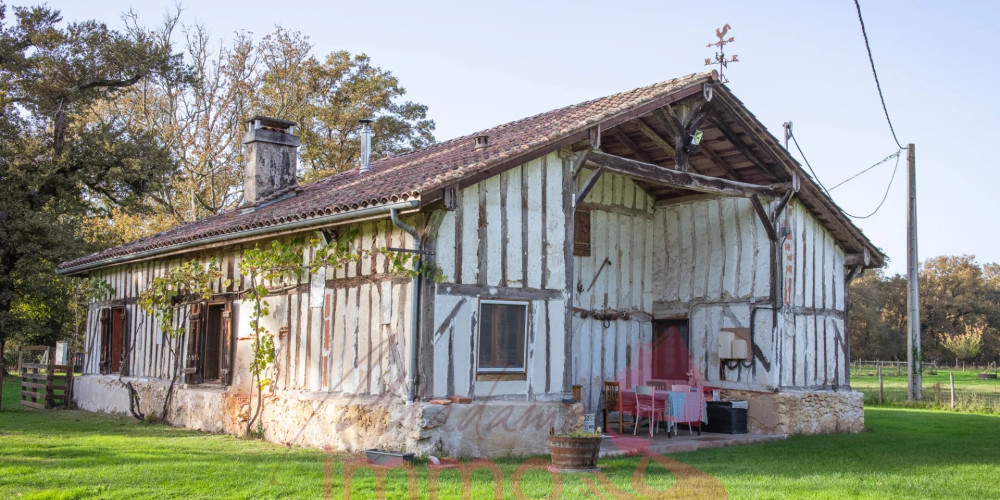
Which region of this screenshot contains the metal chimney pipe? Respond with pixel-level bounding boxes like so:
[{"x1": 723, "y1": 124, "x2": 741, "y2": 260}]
[{"x1": 359, "y1": 118, "x2": 373, "y2": 173}]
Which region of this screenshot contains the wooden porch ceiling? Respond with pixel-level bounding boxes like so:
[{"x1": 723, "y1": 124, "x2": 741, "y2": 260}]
[
  {"x1": 595, "y1": 94, "x2": 788, "y2": 201},
  {"x1": 589, "y1": 90, "x2": 883, "y2": 268}
]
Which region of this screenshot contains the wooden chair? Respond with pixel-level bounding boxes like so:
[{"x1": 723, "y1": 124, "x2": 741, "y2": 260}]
[
  {"x1": 603, "y1": 381, "x2": 628, "y2": 434},
  {"x1": 633, "y1": 385, "x2": 665, "y2": 437}
]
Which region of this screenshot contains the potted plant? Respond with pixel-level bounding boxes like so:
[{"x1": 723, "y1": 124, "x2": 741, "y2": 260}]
[{"x1": 548, "y1": 427, "x2": 602, "y2": 472}]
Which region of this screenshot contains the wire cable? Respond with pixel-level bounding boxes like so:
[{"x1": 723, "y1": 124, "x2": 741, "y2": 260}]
[
  {"x1": 854, "y1": 0, "x2": 904, "y2": 150},
  {"x1": 840, "y1": 152, "x2": 901, "y2": 219},
  {"x1": 790, "y1": 133, "x2": 832, "y2": 197},
  {"x1": 829, "y1": 149, "x2": 904, "y2": 191},
  {"x1": 789, "y1": 131, "x2": 900, "y2": 219}
]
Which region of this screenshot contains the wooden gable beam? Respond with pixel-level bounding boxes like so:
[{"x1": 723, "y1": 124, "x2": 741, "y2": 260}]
[
  {"x1": 575, "y1": 166, "x2": 605, "y2": 206},
  {"x1": 586, "y1": 150, "x2": 780, "y2": 200},
  {"x1": 750, "y1": 195, "x2": 779, "y2": 242}
]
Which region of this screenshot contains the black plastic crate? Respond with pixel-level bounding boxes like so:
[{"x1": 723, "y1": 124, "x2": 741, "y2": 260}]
[{"x1": 704, "y1": 401, "x2": 748, "y2": 434}]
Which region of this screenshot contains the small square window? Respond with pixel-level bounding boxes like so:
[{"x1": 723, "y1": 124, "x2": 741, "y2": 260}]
[{"x1": 477, "y1": 300, "x2": 528, "y2": 372}]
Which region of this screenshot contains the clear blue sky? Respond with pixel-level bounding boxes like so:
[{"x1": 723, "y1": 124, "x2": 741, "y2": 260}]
[{"x1": 30, "y1": 0, "x2": 1000, "y2": 274}]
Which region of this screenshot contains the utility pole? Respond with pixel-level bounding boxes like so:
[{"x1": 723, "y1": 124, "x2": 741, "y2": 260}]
[{"x1": 907, "y1": 143, "x2": 922, "y2": 401}]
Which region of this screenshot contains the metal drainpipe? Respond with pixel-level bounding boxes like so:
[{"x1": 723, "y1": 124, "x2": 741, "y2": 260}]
[{"x1": 390, "y1": 208, "x2": 421, "y2": 403}]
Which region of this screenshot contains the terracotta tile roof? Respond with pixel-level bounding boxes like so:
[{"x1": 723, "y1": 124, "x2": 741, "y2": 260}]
[{"x1": 59, "y1": 72, "x2": 714, "y2": 273}]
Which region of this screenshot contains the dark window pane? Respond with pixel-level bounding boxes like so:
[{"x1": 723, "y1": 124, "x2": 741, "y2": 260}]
[{"x1": 478, "y1": 303, "x2": 527, "y2": 371}]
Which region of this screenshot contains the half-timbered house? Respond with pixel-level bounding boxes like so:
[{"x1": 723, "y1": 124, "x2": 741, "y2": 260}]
[{"x1": 59, "y1": 70, "x2": 883, "y2": 457}]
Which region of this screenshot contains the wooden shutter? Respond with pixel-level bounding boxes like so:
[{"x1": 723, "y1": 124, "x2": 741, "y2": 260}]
[
  {"x1": 120, "y1": 308, "x2": 130, "y2": 376},
  {"x1": 220, "y1": 302, "x2": 234, "y2": 386},
  {"x1": 99, "y1": 308, "x2": 111, "y2": 375},
  {"x1": 184, "y1": 303, "x2": 204, "y2": 384},
  {"x1": 573, "y1": 209, "x2": 591, "y2": 256}
]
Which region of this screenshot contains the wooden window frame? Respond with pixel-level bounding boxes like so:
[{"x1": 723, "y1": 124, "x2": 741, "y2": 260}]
[
  {"x1": 476, "y1": 299, "x2": 529, "y2": 375},
  {"x1": 184, "y1": 299, "x2": 236, "y2": 386},
  {"x1": 573, "y1": 208, "x2": 592, "y2": 257}
]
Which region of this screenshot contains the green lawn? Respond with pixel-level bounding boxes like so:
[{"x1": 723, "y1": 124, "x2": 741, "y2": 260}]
[{"x1": 3, "y1": 375, "x2": 1000, "y2": 499}]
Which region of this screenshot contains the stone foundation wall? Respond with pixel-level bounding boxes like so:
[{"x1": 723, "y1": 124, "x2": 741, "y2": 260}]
[
  {"x1": 73, "y1": 375, "x2": 583, "y2": 458},
  {"x1": 721, "y1": 388, "x2": 864, "y2": 435}
]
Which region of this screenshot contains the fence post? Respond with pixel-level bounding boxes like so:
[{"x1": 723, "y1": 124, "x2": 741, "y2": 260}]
[
  {"x1": 878, "y1": 365, "x2": 884, "y2": 404},
  {"x1": 949, "y1": 372, "x2": 955, "y2": 410}
]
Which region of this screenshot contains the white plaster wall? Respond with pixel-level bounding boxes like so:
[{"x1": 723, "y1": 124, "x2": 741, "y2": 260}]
[{"x1": 428, "y1": 152, "x2": 572, "y2": 400}]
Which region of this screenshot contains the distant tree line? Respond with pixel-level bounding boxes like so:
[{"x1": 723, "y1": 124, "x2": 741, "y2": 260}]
[{"x1": 850, "y1": 255, "x2": 1000, "y2": 365}]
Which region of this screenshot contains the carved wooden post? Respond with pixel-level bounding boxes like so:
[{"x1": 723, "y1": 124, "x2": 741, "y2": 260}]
[{"x1": 664, "y1": 102, "x2": 705, "y2": 172}]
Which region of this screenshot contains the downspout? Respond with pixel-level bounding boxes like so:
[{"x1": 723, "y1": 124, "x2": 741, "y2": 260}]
[{"x1": 390, "y1": 208, "x2": 421, "y2": 403}]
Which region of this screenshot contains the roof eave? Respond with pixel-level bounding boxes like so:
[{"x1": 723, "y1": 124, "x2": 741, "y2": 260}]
[{"x1": 57, "y1": 199, "x2": 421, "y2": 276}]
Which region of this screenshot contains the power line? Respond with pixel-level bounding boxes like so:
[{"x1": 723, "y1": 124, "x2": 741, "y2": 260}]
[
  {"x1": 789, "y1": 133, "x2": 832, "y2": 197},
  {"x1": 788, "y1": 131, "x2": 900, "y2": 219},
  {"x1": 829, "y1": 149, "x2": 904, "y2": 191},
  {"x1": 841, "y1": 152, "x2": 901, "y2": 219},
  {"x1": 854, "y1": 0, "x2": 903, "y2": 150}
]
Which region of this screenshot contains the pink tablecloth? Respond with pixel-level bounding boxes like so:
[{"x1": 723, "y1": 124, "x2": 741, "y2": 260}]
[{"x1": 620, "y1": 390, "x2": 706, "y2": 425}]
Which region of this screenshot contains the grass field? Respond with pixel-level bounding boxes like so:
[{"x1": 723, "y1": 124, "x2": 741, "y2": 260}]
[
  {"x1": 3, "y1": 375, "x2": 1000, "y2": 499},
  {"x1": 851, "y1": 366, "x2": 1000, "y2": 411}
]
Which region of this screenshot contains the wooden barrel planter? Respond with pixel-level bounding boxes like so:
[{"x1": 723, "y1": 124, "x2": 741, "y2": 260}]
[{"x1": 549, "y1": 432, "x2": 602, "y2": 472}]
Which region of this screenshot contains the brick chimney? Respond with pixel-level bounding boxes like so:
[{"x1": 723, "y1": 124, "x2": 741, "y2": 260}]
[{"x1": 243, "y1": 115, "x2": 300, "y2": 205}]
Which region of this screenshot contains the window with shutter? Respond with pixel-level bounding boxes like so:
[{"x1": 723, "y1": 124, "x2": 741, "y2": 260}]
[
  {"x1": 108, "y1": 306, "x2": 125, "y2": 374},
  {"x1": 477, "y1": 300, "x2": 528, "y2": 373},
  {"x1": 185, "y1": 303, "x2": 204, "y2": 384},
  {"x1": 185, "y1": 300, "x2": 236, "y2": 386},
  {"x1": 99, "y1": 308, "x2": 111, "y2": 375}
]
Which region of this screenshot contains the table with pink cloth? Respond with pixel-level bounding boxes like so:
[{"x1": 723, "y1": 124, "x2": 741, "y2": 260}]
[{"x1": 620, "y1": 389, "x2": 708, "y2": 432}]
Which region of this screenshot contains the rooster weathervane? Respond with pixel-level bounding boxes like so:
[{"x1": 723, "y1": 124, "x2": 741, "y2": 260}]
[{"x1": 705, "y1": 24, "x2": 738, "y2": 83}]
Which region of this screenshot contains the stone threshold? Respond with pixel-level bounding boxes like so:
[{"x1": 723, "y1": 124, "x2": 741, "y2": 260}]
[{"x1": 598, "y1": 430, "x2": 785, "y2": 457}]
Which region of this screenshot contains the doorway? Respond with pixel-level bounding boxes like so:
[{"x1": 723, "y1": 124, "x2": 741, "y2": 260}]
[{"x1": 651, "y1": 319, "x2": 690, "y2": 381}]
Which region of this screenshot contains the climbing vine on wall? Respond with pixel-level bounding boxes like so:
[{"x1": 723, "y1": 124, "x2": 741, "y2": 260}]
[
  {"x1": 138, "y1": 259, "x2": 227, "y2": 422},
  {"x1": 239, "y1": 240, "x2": 305, "y2": 436}
]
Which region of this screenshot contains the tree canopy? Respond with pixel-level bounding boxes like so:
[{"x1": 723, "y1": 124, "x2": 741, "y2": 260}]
[
  {"x1": 97, "y1": 24, "x2": 435, "y2": 235},
  {"x1": 0, "y1": 2, "x2": 183, "y2": 365},
  {"x1": 849, "y1": 255, "x2": 1000, "y2": 364},
  {"x1": 0, "y1": 4, "x2": 436, "y2": 367}
]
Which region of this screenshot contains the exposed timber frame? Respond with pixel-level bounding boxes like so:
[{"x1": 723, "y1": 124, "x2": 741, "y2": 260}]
[{"x1": 586, "y1": 150, "x2": 781, "y2": 199}]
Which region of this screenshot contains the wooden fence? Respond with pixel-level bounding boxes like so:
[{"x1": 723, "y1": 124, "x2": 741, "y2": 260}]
[{"x1": 19, "y1": 346, "x2": 73, "y2": 410}]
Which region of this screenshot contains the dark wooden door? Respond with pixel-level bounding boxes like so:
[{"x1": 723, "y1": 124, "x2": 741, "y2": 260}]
[{"x1": 652, "y1": 319, "x2": 690, "y2": 381}]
